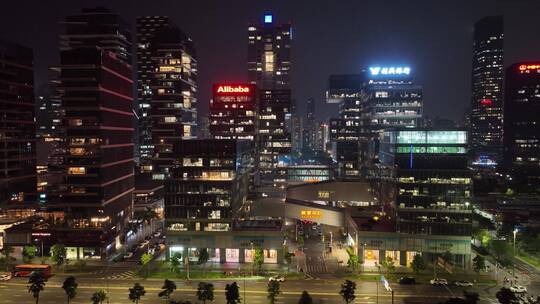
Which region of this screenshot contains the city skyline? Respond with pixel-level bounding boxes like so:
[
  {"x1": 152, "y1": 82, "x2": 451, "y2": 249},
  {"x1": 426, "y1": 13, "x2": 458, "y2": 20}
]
[{"x1": 1, "y1": 0, "x2": 539, "y2": 122}]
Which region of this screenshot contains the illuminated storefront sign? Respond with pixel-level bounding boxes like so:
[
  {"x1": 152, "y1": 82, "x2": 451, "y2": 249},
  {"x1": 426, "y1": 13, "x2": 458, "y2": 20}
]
[
  {"x1": 214, "y1": 84, "x2": 253, "y2": 95},
  {"x1": 369, "y1": 66, "x2": 411, "y2": 76},
  {"x1": 31, "y1": 232, "x2": 51, "y2": 237},
  {"x1": 480, "y1": 99, "x2": 493, "y2": 106},
  {"x1": 518, "y1": 64, "x2": 540, "y2": 73},
  {"x1": 300, "y1": 210, "x2": 322, "y2": 219}
]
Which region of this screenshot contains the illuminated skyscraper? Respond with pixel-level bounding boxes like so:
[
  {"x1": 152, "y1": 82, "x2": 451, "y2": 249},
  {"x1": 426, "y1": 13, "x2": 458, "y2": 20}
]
[
  {"x1": 248, "y1": 14, "x2": 292, "y2": 182},
  {"x1": 149, "y1": 26, "x2": 197, "y2": 180},
  {"x1": 470, "y1": 16, "x2": 504, "y2": 167},
  {"x1": 136, "y1": 16, "x2": 172, "y2": 169},
  {"x1": 210, "y1": 84, "x2": 257, "y2": 141}
]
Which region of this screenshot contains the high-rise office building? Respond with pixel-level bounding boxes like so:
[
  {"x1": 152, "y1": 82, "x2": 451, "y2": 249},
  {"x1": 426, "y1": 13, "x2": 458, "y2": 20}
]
[
  {"x1": 136, "y1": 16, "x2": 172, "y2": 168},
  {"x1": 363, "y1": 66, "x2": 423, "y2": 161},
  {"x1": 0, "y1": 40, "x2": 36, "y2": 204},
  {"x1": 470, "y1": 16, "x2": 504, "y2": 167},
  {"x1": 379, "y1": 128, "x2": 472, "y2": 265},
  {"x1": 210, "y1": 84, "x2": 257, "y2": 141},
  {"x1": 149, "y1": 26, "x2": 197, "y2": 180},
  {"x1": 326, "y1": 74, "x2": 365, "y2": 178},
  {"x1": 164, "y1": 139, "x2": 252, "y2": 232},
  {"x1": 258, "y1": 89, "x2": 292, "y2": 180},
  {"x1": 248, "y1": 14, "x2": 292, "y2": 182},
  {"x1": 42, "y1": 8, "x2": 134, "y2": 255},
  {"x1": 503, "y1": 63, "x2": 540, "y2": 188}
]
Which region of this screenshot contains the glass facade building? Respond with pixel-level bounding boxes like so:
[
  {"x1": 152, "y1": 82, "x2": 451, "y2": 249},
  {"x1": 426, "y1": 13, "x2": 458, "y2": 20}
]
[
  {"x1": 503, "y1": 63, "x2": 540, "y2": 189},
  {"x1": 470, "y1": 16, "x2": 504, "y2": 167},
  {"x1": 0, "y1": 40, "x2": 36, "y2": 204},
  {"x1": 210, "y1": 84, "x2": 257, "y2": 141},
  {"x1": 379, "y1": 129, "x2": 472, "y2": 238}
]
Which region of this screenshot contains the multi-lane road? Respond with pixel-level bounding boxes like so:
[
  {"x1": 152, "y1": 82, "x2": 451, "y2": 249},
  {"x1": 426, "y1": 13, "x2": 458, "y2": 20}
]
[{"x1": 0, "y1": 274, "x2": 504, "y2": 304}]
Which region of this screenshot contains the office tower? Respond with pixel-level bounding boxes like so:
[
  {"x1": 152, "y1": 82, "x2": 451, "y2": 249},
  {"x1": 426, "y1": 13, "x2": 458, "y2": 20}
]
[
  {"x1": 258, "y1": 89, "x2": 292, "y2": 180},
  {"x1": 210, "y1": 84, "x2": 257, "y2": 141},
  {"x1": 248, "y1": 14, "x2": 291, "y2": 89},
  {"x1": 164, "y1": 139, "x2": 252, "y2": 232},
  {"x1": 316, "y1": 122, "x2": 330, "y2": 152},
  {"x1": 44, "y1": 8, "x2": 134, "y2": 255},
  {"x1": 0, "y1": 40, "x2": 36, "y2": 204},
  {"x1": 470, "y1": 16, "x2": 504, "y2": 167},
  {"x1": 363, "y1": 66, "x2": 423, "y2": 161},
  {"x1": 59, "y1": 7, "x2": 132, "y2": 64},
  {"x1": 149, "y1": 26, "x2": 197, "y2": 180},
  {"x1": 302, "y1": 98, "x2": 316, "y2": 151},
  {"x1": 136, "y1": 16, "x2": 172, "y2": 169},
  {"x1": 248, "y1": 14, "x2": 292, "y2": 182},
  {"x1": 379, "y1": 128, "x2": 472, "y2": 265},
  {"x1": 503, "y1": 63, "x2": 540, "y2": 189},
  {"x1": 326, "y1": 74, "x2": 364, "y2": 178},
  {"x1": 36, "y1": 86, "x2": 64, "y2": 167},
  {"x1": 291, "y1": 115, "x2": 302, "y2": 153}
]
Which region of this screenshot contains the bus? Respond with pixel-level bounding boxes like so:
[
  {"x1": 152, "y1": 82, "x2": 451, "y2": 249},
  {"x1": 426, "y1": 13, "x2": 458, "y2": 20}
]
[{"x1": 12, "y1": 264, "x2": 52, "y2": 278}]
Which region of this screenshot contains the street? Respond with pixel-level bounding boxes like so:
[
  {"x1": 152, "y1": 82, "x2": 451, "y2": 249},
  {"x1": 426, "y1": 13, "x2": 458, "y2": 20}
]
[{"x1": 0, "y1": 274, "x2": 503, "y2": 304}]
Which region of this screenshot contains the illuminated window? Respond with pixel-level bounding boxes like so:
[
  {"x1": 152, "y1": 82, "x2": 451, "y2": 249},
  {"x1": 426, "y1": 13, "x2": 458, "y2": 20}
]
[
  {"x1": 164, "y1": 117, "x2": 176, "y2": 123},
  {"x1": 69, "y1": 148, "x2": 86, "y2": 156},
  {"x1": 183, "y1": 125, "x2": 191, "y2": 137},
  {"x1": 264, "y1": 51, "x2": 274, "y2": 72},
  {"x1": 68, "y1": 167, "x2": 86, "y2": 175}
]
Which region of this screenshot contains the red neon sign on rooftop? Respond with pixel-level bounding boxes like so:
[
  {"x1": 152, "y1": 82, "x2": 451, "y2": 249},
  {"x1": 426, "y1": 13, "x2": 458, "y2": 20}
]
[
  {"x1": 215, "y1": 85, "x2": 251, "y2": 94},
  {"x1": 518, "y1": 64, "x2": 540, "y2": 73}
]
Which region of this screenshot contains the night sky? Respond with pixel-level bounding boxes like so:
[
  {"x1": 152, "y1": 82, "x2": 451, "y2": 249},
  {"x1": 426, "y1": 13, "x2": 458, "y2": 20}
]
[{"x1": 1, "y1": 0, "x2": 540, "y2": 122}]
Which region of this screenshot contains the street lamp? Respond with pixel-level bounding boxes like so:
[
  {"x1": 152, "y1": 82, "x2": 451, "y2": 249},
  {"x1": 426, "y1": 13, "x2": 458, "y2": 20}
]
[{"x1": 513, "y1": 228, "x2": 518, "y2": 277}]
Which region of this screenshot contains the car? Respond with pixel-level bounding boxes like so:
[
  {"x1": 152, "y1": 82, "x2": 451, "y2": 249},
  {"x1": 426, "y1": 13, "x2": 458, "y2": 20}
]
[
  {"x1": 269, "y1": 275, "x2": 285, "y2": 282},
  {"x1": 153, "y1": 232, "x2": 161, "y2": 238},
  {"x1": 399, "y1": 277, "x2": 416, "y2": 285},
  {"x1": 430, "y1": 278, "x2": 448, "y2": 285},
  {"x1": 454, "y1": 280, "x2": 473, "y2": 287},
  {"x1": 138, "y1": 240, "x2": 150, "y2": 248},
  {"x1": 123, "y1": 252, "x2": 134, "y2": 259},
  {"x1": 510, "y1": 285, "x2": 527, "y2": 293},
  {"x1": 0, "y1": 274, "x2": 11, "y2": 281}
]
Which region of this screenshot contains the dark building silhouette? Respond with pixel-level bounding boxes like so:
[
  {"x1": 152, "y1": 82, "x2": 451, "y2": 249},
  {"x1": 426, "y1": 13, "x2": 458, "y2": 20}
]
[
  {"x1": 0, "y1": 40, "x2": 36, "y2": 204},
  {"x1": 503, "y1": 63, "x2": 540, "y2": 189},
  {"x1": 470, "y1": 16, "x2": 504, "y2": 167}
]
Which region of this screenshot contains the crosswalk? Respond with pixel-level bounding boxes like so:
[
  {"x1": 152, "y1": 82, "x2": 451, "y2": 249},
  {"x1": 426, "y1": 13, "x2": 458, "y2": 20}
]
[
  {"x1": 100, "y1": 270, "x2": 137, "y2": 280},
  {"x1": 306, "y1": 258, "x2": 327, "y2": 274}
]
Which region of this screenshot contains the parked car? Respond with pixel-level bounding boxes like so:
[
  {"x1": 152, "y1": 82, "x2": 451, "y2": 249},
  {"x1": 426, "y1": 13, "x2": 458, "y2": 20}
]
[
  {"x1": 0, "y1": 274, "x2": 11, "y2": 281},
  {"x1": 454, "y1": 280, "x2": 473, "y2": 287},
  {"x1": 399, "y1": 277, "x2": 416, "y2": 285},
  {"x1": 123, "y1": 252, "x2": 134, "y2": 259},
  {"x1": 430, "y1": 278, "x2": 448, "y2": 285},
  {"x1": 510, "y1": 285, "x2": 527, "y2": 293},
  {"x1": 269, "y1": 275, "x2": 285, "y2": 282}
]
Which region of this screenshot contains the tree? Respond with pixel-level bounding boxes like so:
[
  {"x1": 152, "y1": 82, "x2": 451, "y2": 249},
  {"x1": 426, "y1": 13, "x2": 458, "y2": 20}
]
[
  {"x1": 62, "y1": 276, "x2": 78, "y2": 304},
  {"x1": 346, "y1": 247, "x2": 359, "y2": 271},
  {"x1": 128, "y1": 283, "x2": 146, "y2": 304},
  {"x1": 495, "y1": 287, "x2": 518, "y2": 304},
  {"x1": 472, "y1": 228, "x2": 491, "y2": 248},
  {"x1": 267, "y1": 280, "x2": 280, "y2": 304},
  {"x1": 225, "y1": 282, "x2": 241, "y2": 304},
  {"x1": 51, "y1": 244, "x2": 67, "y2": 267},
  {"x1": 198, "y1": 248, "x2": 209, "y2": 266},
  {"x1": 298, "y1": 290, "x2": 313, "y2": 304},
  {"x1": 28, "y1": 271, "x2": 46, "y2": 304},
  {"x1": 253, "y1": 248, "x2": 264, "y2": 273},
  {"x1": 463, "y1": 291, "x2": 479, "y2": 304},
  {"x1": 410, "y1": 254, "x2": 426, "y2": 275},
  {"x1": 472, "y1": 255, "x2": 486, "y2": 279},
  {"x1": 380, "y1": 256, "x2": 395, "y2": 275},
  {"x1": 140, "y1": 252, "x2": 153, "y2": 278},
  {"x1": 158, "y1": 279, "x2": 176, "y2": 303},
  {"x1": 196, "y1": 282, "x2": 214, "y2": 304},
  {"x1": 2, "y1": 245, "x2": 14, "y2": 271},
  {"x1": 91, "y1": 290, "x2": 108, "y2": 304},
  {"x1": 283, "y1": 246, "x2": 295, "y2": 272},
  {"x1": 340, "y1": 280, "x2": 356, "y2": 304},
  {"x1": 169, "y1": 252, "x2": 182, "y2": 275},
  {"x1": 23, "y1": 245, "x2": 38, "y2": 263}
]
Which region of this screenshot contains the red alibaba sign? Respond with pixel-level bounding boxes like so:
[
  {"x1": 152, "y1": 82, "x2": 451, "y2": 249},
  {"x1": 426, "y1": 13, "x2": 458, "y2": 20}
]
[{"x1": 215, "y1": 85, "x2": 251, "y2": 94}]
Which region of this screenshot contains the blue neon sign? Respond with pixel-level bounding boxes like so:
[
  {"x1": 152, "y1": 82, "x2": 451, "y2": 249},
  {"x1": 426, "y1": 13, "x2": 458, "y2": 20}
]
[
  {"x1": 369, "y1": 66, "x2": 411, "y2": 76},
  {"x1": 264, "y1": 14, "x2": 273, "y2": 23}
]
